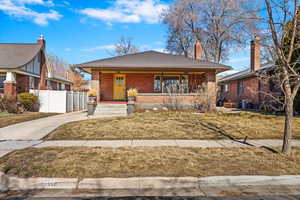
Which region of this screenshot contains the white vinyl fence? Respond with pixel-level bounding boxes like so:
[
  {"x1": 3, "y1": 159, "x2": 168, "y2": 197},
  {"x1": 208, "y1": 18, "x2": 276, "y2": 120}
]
[{"x1": 30, "y1": 90, "x2": 88, "y2": 113}]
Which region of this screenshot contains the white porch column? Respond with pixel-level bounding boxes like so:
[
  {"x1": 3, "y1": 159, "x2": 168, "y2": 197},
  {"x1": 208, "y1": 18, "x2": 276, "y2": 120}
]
[
  {"x1": 4, "y1": 71, "x2": 16, "y2": 83},
  {"x1": 4, "y1": 72, "x2": 17, "y2": 97}
]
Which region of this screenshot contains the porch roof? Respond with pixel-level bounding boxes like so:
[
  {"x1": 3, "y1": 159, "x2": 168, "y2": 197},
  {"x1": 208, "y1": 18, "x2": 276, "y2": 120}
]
[{"x1": 76, "y1": 51, "x2": 231, "y2": 73}]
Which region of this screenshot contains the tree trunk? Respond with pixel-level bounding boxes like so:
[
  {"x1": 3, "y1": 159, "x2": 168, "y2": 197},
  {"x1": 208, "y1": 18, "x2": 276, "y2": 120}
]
[{"x1": 282, "y1": 96, "x2": 294, "y2": 154}]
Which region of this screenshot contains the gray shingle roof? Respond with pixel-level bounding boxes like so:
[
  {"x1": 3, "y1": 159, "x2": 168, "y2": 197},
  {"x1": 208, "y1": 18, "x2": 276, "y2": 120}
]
[
  {"x1": 77, "y1": 51, "x2": 231, "y2": 72},
  {"x1": 0, "y1": 43, "x2": 42, "y2": 68},
  {"x1": 219, "y1": 63, "x2": 274, "y2": 83}
]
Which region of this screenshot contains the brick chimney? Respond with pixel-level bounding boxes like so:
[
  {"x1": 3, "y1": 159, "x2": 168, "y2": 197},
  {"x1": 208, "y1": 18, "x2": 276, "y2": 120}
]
[
  {"x1": 250, "y1": 36, "x2": 260, "y2": 71},
  {"x1": 37, "y1": 34, "x2": 46, "y2": 48},
  {"x1": 37, "y1": 35, "x2": 47, "y2": 90},
  {"x1": 194, "y1": 40, "x2": 202, "y2": 60}
]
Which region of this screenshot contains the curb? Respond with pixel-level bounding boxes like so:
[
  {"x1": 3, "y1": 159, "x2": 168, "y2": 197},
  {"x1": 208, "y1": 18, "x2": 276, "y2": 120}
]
[{"x1": 1, "y1": 172, "x2": 300, "y2": 191}]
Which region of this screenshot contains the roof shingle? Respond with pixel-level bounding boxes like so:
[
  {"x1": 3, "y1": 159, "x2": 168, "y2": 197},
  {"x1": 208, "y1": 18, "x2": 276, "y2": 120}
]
[
  {"x1": 0, "y1": 43, "x2": 42, "y2": 68},
  {"x1": 77, "y1": 51, "x2": 231, "y2": 72}
]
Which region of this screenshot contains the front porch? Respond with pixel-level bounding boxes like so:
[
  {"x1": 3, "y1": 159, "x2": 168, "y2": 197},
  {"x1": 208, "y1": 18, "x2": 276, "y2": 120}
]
[{"x1": 92, "y1": 71, "x2": 217, "y2": 110}]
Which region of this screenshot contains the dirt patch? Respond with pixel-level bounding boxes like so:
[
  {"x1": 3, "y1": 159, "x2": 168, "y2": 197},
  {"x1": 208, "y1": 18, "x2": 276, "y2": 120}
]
[
  {"x1": 45, "y1": 111, "x2": 300, "y2": 140},
  {"x1": 1, "y1": 146, "x2": 300, "y2": 178}
]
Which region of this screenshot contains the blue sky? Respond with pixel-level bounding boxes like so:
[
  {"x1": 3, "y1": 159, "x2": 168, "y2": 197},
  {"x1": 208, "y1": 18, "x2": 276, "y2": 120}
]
[{"x1": 0, "y1": 0, "x2": 250, "y2": 75}]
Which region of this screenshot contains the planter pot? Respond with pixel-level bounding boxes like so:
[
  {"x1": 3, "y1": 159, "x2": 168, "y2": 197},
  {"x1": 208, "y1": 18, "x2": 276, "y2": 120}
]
[
  {"x1": 89, "y1": 96, "x2": 97, "y2": 104},
  {"x1": 127, "y1": 101, "x2": 135, "y2": 114},
  {"x1": 87, "y1": 102, "x2": 96, "y2": 115},
  {"x1": 128, "y1": 96, "x2": 135, "y2": 102}
]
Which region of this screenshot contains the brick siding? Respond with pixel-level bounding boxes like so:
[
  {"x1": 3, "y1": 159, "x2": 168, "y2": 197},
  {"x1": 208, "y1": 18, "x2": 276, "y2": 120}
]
[
  {"x1": 100, "y1": 73, "x2": 113, "y2": 101},
  {"x1": 126, "y1": 73, "x2": 154, "y2": 93}
]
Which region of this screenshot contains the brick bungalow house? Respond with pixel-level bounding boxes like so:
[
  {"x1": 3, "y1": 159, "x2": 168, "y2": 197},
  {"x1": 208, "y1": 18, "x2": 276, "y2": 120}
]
[
  {"x1": 218, "y1": 36, "x2": 281, "y2": 109},
  {"x1": 0, "y1": 36, "x2": 72, "y2": 97},
  {"x1": 77, "y1": 41, "x2": 231, "y2": 110}
]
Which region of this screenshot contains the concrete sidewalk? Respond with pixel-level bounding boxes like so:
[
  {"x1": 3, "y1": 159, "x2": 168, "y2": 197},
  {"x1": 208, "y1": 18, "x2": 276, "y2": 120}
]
[
  {"x1": 0, "y1": 112, "x2": 104, "y2": 141},
  {"x1": 33, "y1": 139, "x2": 300, "y2": 148},
  {"x1": 1, "y1": 139, "x2": 300, "y2": 153},
  {"x1": 1, "y1": 172, "x2": 300, "y2": 197}
]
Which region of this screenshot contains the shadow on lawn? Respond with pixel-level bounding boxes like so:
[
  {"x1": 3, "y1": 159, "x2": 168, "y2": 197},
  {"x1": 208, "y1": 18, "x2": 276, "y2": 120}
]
[{"x1": 199, "y1": 122, "x2": 279, "y2": 154}]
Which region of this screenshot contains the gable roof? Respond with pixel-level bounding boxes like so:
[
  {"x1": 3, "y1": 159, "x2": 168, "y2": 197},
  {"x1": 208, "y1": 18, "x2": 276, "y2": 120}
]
[
  {"x1": 77, "y1": 51, "x2": 231, "y2": 73},
  {"x1": 0, "y1": 43, "x2": 42, "y2": 69},
  {"x1": 219, "y1": 63, "x2": 274, "y2": 83}
]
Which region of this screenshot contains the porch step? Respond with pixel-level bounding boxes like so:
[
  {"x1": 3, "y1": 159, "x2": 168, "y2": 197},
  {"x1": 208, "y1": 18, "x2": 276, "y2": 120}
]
[{"x1": 95, "y1": 103, "x2": 128, "y2": 116}]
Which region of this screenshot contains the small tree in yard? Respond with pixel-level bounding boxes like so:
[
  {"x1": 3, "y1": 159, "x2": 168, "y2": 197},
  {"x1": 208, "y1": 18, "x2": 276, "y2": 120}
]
[{"x1": 264, "y1": 0, "x2": 300, "y2": 154}]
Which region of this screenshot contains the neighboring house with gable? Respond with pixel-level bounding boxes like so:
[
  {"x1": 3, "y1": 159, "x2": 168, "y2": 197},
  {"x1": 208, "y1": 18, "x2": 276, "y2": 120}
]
[
  {"x1": 0, "y1": 36, "x2": 72, "y2": 97},
  {"x1": 218, "y1": 36, "x2": 281, "y2": 109},
  {"x1": 77, "y1": 40, "x2": 231, "y2": 110}
]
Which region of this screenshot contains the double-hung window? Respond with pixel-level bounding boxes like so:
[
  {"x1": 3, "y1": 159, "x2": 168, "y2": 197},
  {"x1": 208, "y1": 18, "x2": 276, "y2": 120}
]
[{"x1": 237, "y1": 80, "x2": 244, "y2": 95}]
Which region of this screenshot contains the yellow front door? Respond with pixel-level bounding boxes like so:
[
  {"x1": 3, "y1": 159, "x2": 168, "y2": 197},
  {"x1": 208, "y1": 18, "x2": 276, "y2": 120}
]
[{"x1": 113, "y1": 74, "x2": 126, "y2": 100}]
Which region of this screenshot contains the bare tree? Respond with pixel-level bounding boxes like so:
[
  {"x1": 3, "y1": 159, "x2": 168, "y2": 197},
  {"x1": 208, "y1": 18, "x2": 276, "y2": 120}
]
[
  {"x1": 46, "y1": 54, "x2": 70, "y2": 79},
  {"x1": 110, "y1": 36, "x2": 140, "y2": 56},
  {"x1": 68, "y1": 66, "x2": 88, "y2": 92},
  {"x1": 47, "y1": 54, "x2": 87, "y2": 91},
  {"x1": 263, "y1": 0, "x2": 300, "y2": 154},
  {"x1": 162, "y1": 0, "x2": 259, "y2": 63}
]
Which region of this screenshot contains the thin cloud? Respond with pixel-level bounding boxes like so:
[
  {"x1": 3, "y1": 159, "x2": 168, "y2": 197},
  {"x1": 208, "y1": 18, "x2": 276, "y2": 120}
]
[
  {"x1": 80, "y1": 0, "x2": 168, "y2": 24},
  {"x1": 227, "y1": 57, "x2": 249, "y2": 63},
  {"x1": 81, "y1": 45, "x2": 115, "y2": 52},
  {"x1": 0, "y1": 0, "x2": 61, "y2": 26}
]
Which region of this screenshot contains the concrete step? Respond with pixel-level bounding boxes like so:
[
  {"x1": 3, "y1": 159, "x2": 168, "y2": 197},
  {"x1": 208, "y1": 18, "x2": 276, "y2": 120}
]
[
  {"x1": 95, "y1": 104, "x2": 128, "y2": 116},
  {"x1": 97, "y1": 104, "x2": 127, "y2": 107},
  {"x1": 95, "y1": 111, "x2": 128, "y2": 115}
]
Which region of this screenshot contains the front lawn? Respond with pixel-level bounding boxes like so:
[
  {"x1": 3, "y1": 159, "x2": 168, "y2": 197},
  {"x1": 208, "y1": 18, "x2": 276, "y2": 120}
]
[
  {"x1": 1, "y1": 146, "x2": 299, "y2": 178},
  {"x1": 0, "y1": 112, "x2": 58, "y2": 128},
  {"x1": 45, "y1": 111, "x2": 300, "y2": 140}
]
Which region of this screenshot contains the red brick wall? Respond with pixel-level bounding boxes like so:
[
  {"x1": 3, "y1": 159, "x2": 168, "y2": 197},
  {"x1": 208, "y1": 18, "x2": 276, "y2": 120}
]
[
  {"x1": 223, "y1": 76, "x2": 260, "y2": 104},
  {"x1": 100, "y1": 73, "x2": 154, "y2": 101},
  {"x1": 100, "y1": 73, "x2": 113, "y2": 101},
  {"x1": 136, "y1": 94, "x2": 198, "y2": 105},
  {"x1": 126, "y1": 73, "x2": 154, "y2": 93},
  {"x1": 16, "y1": 74, "x2": 29, "y2": 93}
]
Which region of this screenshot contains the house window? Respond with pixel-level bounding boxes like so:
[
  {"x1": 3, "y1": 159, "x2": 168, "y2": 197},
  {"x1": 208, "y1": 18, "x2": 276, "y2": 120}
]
[
  {"x1": 0, "y1": 76, "x2": 5, "y2": 93},
  {"x1": 237, "y1": 80, "x2": 244, "y2": 95},
  {"x1": 29, "y1": 76, "x2": 35, "y2": 89},
  {"x1": 154, "y1": 75, "x2": 189, "y2": 93},
  {"x1": 221, "y1": 84, "x2": 229, "y2": 93}
]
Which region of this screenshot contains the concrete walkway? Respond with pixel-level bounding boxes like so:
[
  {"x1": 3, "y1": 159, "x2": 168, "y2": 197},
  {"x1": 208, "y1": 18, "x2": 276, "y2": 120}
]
[
  {"x1": 1, "y1": 139, "x2": 300, "y2": 151},
  {"x1": 0, "y1": 112, "x2": 104, "y2": 141}
]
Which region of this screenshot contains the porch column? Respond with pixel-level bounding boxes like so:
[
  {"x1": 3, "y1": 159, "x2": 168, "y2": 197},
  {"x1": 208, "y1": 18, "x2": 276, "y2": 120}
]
[
  {"x1": 91, "y1": 70, "x2": 100, "y2": 103},
  {"x1": 4, "y1": 72, "x2": 17, "y2": 97},
  {"x1": 205, "y1": 71, "x2": 217, "y2": 110}
]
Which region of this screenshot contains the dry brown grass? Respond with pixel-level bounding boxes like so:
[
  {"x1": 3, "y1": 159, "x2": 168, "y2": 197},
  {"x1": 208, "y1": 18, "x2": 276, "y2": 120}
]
[
  {"x1": 0, "y1": 112, "x2": 58, "y2": 128},
  {"x1": 201, "y1": 112, "x2": 300, "y2": 139},
  {"x1": 45, "y1": 111, "x2": 300, "y2": 140},
  {"x1": 1, "y1": 146, "x2": 300, "y2": 178}
]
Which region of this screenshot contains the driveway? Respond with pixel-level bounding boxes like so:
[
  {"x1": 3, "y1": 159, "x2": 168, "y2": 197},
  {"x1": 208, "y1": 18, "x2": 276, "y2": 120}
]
[{"x1": 0, "y1": 112, "x2": 98, "y2": 140}]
